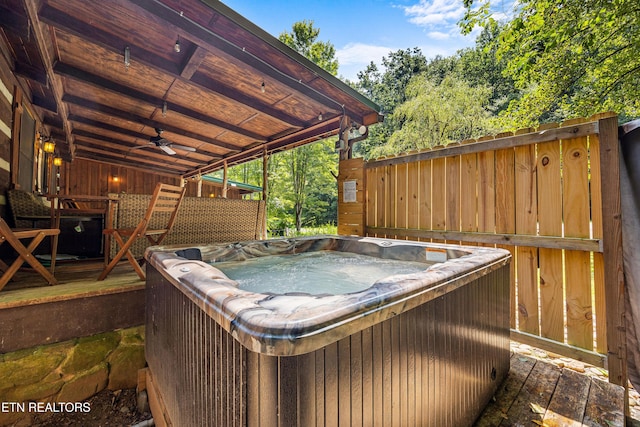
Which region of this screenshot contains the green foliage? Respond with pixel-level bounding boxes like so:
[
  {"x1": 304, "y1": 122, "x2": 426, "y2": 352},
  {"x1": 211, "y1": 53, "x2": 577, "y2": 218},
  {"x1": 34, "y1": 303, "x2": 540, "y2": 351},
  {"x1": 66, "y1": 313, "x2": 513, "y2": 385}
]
[
  {"x1": 352, "y1": 48, "x2": 429, "y2": 159},
  {"x1": 274, "y1": 20, "x2": 342, "y2": 231},
  {"x1": 461, "y1": 0, "x2": 640, "y2": 128},
  {"x1": 279, "y1": 20, "x2": 339, "y2": 76},
  {"x1": 372, "y1": 74, "x2": 494, "y2": 156}
]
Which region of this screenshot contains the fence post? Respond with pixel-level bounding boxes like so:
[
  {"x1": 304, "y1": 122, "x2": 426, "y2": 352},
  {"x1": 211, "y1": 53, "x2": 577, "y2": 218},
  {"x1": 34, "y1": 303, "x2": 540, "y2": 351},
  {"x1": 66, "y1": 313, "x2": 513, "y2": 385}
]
[
  {"x1": 598, "y1": 115, "x2": 627, "y2": 389},
  {"x1": 337, "y1": 158, "x2": 365, "y2": 236}
]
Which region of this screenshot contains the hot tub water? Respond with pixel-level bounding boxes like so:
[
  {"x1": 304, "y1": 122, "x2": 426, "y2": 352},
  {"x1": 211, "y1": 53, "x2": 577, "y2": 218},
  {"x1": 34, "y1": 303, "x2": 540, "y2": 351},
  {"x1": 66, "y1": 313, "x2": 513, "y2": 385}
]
[{"x1": 213, "y1": 251, "x2": 431, "y2": 294}]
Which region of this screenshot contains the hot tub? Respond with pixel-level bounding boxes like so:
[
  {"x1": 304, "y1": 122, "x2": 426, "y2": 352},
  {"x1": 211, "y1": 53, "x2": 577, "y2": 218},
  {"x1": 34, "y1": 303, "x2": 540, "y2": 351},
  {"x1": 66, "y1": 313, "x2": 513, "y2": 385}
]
[{"x1": 144, "y1": 236, "x2": 511, "y2": 426}]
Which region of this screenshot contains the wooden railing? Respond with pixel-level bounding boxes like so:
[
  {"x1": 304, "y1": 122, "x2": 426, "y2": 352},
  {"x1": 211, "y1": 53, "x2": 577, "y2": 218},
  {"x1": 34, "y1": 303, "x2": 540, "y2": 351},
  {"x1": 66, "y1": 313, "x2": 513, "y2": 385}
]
[{"x1": 337, "y1": 113, "x2": 626, "y2": 386}]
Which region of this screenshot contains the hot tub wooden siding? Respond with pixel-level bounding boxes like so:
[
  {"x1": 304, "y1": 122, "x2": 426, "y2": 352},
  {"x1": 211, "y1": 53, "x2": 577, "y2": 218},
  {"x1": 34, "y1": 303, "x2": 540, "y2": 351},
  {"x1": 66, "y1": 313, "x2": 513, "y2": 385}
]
[{"x1": 145, "y1": 262, "x2": 510, "y2": 427}]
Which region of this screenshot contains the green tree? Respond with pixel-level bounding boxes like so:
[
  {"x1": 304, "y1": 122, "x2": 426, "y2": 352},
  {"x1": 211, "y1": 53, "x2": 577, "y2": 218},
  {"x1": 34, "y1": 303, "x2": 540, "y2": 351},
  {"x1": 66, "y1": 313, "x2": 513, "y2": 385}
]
[
  {"x1": 353, "y1": 48, "x2": 428, "y2": 159},
  {"x1": 373, "y1": 74, "x2": 494, "y2": 156},
  {"x1": 279, "y1": 20, "x2": 339, "y2": 76},
  {"x1": 461, "y1": 0, "x2": 640, "y2": 128},
  {"x1": 455, "y1": 22, "x2": 518, "y2": 116},
  {"x1": 275, "y1": 21, "x2": 340, "y2": 232}
]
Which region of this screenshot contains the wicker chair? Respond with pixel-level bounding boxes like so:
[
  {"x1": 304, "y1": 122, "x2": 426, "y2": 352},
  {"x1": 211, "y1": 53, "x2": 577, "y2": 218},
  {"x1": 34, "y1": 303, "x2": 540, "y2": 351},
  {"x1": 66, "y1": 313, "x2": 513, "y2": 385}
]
[
  {"x1": 6, "y1": 190, "x2": 52, "y2": 228},
  {"x1": 7, "y1": 189, "x2": 104, "y2": 227}
]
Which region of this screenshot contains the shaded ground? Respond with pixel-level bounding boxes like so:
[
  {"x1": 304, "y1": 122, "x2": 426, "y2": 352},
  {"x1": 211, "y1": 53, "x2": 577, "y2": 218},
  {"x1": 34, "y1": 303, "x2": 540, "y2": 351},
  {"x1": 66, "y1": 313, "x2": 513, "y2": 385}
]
[{"x1": 30, "y1": 389, "x2": 151, "y2": 427}]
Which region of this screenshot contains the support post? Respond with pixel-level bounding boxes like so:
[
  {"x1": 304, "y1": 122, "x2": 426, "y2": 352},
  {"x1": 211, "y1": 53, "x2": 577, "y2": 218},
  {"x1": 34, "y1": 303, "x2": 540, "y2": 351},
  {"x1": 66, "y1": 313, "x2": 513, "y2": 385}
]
[
  {"x1": 598, "y1": 116, "x2": 627, "y2": 393},
  {"x1": 262, "y1": 147, "x2": 268, "y2": 202},
  {"x1": 222, "y1": 161, "x2": 228, "y2": 198}
]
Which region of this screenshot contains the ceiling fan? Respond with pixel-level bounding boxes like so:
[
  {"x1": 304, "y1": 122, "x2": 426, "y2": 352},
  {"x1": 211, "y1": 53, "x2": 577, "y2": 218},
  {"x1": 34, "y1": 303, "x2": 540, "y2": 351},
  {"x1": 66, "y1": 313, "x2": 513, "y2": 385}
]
[{"x1": 134, "y1": 128, "x2": 196, "y2": 155}]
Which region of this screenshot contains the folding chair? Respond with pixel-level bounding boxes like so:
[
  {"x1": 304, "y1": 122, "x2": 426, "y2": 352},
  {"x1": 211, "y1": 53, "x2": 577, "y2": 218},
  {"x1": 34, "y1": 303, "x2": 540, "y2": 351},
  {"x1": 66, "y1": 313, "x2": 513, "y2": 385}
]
[
  {"x1": 0, "y1": 217, "x2": 59, "y2": 291},
  {"x1": 98, "y1": 183, "x2": 186, "y2": 281}
]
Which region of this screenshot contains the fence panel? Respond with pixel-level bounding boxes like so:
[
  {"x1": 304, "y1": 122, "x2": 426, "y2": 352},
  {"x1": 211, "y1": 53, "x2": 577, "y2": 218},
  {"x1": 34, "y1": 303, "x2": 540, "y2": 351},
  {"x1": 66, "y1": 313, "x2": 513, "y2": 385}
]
[
  {"x1": 351, "y1": 114, "x2": 624, "y2": 375},
  {"x1": 537, "y1": 134, "x2": 564, "y2": 342}
]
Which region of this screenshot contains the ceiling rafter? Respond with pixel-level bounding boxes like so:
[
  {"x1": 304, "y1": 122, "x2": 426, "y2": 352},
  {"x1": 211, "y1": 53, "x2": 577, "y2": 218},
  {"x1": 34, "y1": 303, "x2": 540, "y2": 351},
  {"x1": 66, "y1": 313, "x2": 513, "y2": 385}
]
[
  {"x1": 74, "y1": 146, "x2": 188, "y2": 175},
  {"x1": 184, "y1": 115, "x2": 344, "y2": 178},
  {"x1": 72, "y1": 129, "x2": 204, "y2": 165},
  {"x1": 54, "y1": 63, "x2": 263, "y2": 144},
  {"x1": 22, "y1": 0, "x2": 75, "y2": 155},
  {"x1": 38, "y1": 5, "x2": 314, "y2": 131},
  {"x1": 62, "y1": 93, "x2": 239, "y2": 153},
  {"x1": 75, "y1": 145, "x2": 191, "y2": 172},
  {"x1": 131, "y1": 0, "x2": 347, "y2": 114},
  {"x1": 68, "y1": 117, "x2": 223, "y2": 159},
  {"x1": 179, "y1": 45, "x2": 207, "y2": 79}
]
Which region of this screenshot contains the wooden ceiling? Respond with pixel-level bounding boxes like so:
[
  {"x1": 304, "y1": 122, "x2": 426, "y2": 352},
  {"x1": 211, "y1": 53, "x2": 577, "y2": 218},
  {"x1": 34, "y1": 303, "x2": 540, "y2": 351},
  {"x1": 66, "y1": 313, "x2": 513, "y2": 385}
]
[{"x1": 1, "y1": 0, "x2": 381, "y2": 177}]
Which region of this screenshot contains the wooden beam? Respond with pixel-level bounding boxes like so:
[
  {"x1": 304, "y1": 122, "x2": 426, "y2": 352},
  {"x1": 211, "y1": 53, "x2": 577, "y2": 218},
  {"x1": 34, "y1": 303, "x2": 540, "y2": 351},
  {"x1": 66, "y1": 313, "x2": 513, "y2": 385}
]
[
  {"x1": 10, "y1": 87, "x2": 22, "y2": 189},
  {"x1": 71, "y1": 116, "x2": 224, "y2": 159},
  {"x1": 221, "y1": 161, "x2": 228, "y2": 198},
  {"x1": 190, "y1": 72, "x2": 308, "y2": 128},
  {"x1": 510, "y1": 330, "x2": 606, "y2": 368},
  {"x1": 54, "y1": 63, "x2": 262, "y2": 144},
  {"x1": 72, "y1": 137, "x2": 197, "y2": 166},
  {"x1": 132, "y1": 0, "x2": 347, "y2": 115},
  {"x1": 597, "y1": 116, "x2": 627, "y2": 391},
  {"x1": 22, "y1": 0, "x2": 75, "y2": 158},
  {"x1": 0, "y1": 4, "x2": 30, "y2": 37},
  {"x1": 39, "y1": 5, "x2": 310, "y2": 130},
  {"x1": 262, "y1": 147, "x2": 268, "y2": 202},
  {"x1": 183, "y1": 114, "x2": 343, "y2": 177},
  {"x1": 365, "y1": 122, "x2": 599, "y2": 169},
  {"x1": 62, "y1": 95, "x2": 237, "y2": 154},
  {"x1": 365, "y1": 227, "x2": 602, "y2": 252},
  {"x1": 14, "y1": 61, "x2": 48, "y2": 86},
  {"x1": 75, "y1": 149, "x2": 187, "y2": 176},
  {"x1": 32, "y1": 94, "x2": 57, "y2": 113},
  {"x1": 179, "y1": 45, "x2": 207, "y2": 79}
]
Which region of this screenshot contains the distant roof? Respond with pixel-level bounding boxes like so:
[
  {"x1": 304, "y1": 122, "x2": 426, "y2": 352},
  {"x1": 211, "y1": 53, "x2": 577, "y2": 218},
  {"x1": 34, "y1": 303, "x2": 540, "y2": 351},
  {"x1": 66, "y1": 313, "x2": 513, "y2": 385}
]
[{"x1": 202, "y1": 175, "x2": 263, "y2": 193}]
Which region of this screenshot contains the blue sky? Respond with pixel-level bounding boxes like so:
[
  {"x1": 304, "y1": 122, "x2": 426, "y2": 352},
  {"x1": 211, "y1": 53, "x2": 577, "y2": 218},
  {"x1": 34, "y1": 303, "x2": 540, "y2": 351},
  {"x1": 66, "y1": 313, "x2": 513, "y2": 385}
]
[{"x1": 222, "y1": 0, "x2": 514, "y2": 81}]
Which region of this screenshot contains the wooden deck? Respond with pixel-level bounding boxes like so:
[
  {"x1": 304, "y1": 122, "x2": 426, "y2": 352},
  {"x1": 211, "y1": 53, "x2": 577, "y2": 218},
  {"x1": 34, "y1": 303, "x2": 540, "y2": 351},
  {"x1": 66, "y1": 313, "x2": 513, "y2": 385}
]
[
  {"x1": 0, "y1": 261, "x2": 634, "y2": 427},
  {"x1": 475, "y1": 351, "x2": 627, "y2": 427},
  {"x1": 0, "y1": 260, "x2": 145, "y2": 353}
]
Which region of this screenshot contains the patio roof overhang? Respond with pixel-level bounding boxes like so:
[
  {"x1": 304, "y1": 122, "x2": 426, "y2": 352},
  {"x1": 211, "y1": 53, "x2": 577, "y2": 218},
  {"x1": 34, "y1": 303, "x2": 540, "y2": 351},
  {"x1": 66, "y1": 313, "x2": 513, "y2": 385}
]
[{"x1": 1, "y1": 0, "x2": 381, "y2": 178}]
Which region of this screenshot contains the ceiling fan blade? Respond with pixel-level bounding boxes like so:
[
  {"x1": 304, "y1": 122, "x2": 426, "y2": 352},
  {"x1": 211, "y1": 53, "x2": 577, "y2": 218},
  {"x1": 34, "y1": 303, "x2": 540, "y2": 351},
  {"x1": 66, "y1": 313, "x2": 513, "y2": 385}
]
[
  {"x1": 170, "y1": 144, "x2": 196, "y2": 152},
  {"x1": 160, "y1": 145, "x2": 176, "y2": 155},
  {"x1": 130, "y1": 143, "x2": 154, "y2": 150}
]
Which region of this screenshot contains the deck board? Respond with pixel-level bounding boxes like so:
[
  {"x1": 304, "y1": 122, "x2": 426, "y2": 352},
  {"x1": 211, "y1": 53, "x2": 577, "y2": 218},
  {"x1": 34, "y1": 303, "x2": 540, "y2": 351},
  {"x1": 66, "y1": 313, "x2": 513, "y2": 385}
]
[{"x1": 475, "y1": 353, "x2": 626, "y2": 427}]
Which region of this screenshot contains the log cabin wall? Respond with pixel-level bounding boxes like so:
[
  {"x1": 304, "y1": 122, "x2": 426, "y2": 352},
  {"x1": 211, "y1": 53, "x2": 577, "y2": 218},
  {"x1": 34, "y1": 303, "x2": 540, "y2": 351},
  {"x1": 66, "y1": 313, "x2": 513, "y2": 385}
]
[
  {"x1": 0, "y1": 52, "x2": 13, "y2": 221},
  {"x1": 59, "y1": 158, "x2": 243, "y2": 201},
  {"x1": 0, "y1": 37, "x2": 47, "y2": 219}
]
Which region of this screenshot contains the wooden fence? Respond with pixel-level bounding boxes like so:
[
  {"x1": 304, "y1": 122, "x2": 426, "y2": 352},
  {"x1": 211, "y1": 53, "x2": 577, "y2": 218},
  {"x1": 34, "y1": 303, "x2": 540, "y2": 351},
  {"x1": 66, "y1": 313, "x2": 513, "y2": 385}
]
[{"x1": 337, "y1": 113, "x2": 626, "y2": 386}]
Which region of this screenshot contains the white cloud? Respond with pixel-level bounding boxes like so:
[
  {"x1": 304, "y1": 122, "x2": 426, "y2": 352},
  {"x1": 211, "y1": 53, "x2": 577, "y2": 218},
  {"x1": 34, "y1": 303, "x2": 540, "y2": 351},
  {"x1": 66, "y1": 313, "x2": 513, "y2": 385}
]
[
  {"x1": 402, "y1": 0, "x2": 466, "y2": 28},
  {"x1": 336, "y1": 42, "x2": 396, "y2": 66},
  {"x1": 428, "y1": 31, "x2": 451, "y2": 40},
  {"x1": 336, "y1": 42, "x2": 397, "y2": 81}
]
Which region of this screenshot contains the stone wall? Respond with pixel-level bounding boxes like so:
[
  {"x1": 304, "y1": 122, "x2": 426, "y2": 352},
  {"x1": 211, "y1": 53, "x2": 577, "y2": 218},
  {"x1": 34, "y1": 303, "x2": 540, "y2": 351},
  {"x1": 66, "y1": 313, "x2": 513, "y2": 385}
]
[{"x1": 0, "y1": 326, "x2": 145, "y2": 426}]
